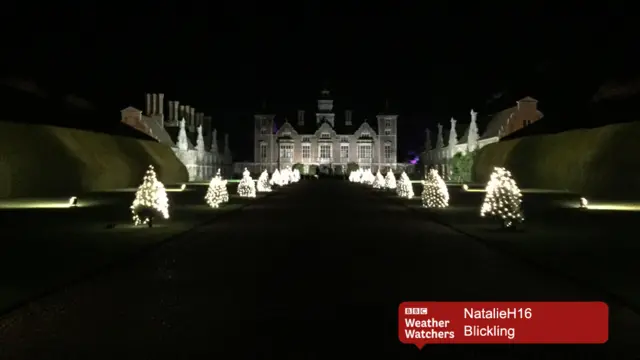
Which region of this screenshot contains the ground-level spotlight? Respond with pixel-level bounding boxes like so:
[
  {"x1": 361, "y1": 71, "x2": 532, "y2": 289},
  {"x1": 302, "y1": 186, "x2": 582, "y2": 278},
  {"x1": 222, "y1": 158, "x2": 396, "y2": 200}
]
[
  {"x1": 579, "y1": 197, "x2": 588, "y2": 209},
  {"x1": 180, "y1": 184, "x2": 187, "y2": 191},
  {"x1": 69, "y1": 196, "x2": 78, "y2": 208},
  {"x1": 462, "y1": 184, "x2": 469, "y2": 191}
]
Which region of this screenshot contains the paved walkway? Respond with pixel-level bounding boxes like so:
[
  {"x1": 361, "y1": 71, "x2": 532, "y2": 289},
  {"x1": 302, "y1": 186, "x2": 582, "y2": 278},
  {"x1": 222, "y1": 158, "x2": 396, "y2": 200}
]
[{"x1": 0, "y1": 180, "x2": 638, "y2": 359}]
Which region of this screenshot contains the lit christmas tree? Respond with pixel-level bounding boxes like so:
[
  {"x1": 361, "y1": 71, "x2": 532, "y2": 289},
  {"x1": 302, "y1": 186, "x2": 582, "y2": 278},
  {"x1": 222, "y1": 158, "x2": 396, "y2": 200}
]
[
  {"x1": 372, "y1": 170, "x2": 385, "y2": 189},
  {"x1": 205, "y1": 176, "x2": 226, "y2": 208},
  {"x1": 213, "y1": 169, "x2": 229, "y2": 203},
  {"x1": 237, "y1": 168, "x2": 256, "y2": 198},
  {"x1": 292, "y1": 168, "x2": 301, "y2": 182},
  {"x1": 361, "y1": 169, "x2": 374, "y2": 185},
  {"x1": 384, "y1": 170, "x2": 396, "y2": 190},
  {"x1": 421, "y1": 169, "x2": 449, "y2": 208},
  {"x1": 280, "y1": 167, "x2": 291, "y2": 185},
  {"x1": 131, "y1": 165, "x2": 170, "y2": 227},
  {"x1": 397, "y1": 172, "x2": 414, "y2": 199},
  {"x1": 480, "y1": 167, "x2": 524, "y2": 228},
  {"x1": 257, "y1": 170, "x2": 272, "y2": 192},
  {"x1": 270, "y1": 169, "x2": 282, "y2": 186},
  {"x1": 349, "y1": 169, "x2": 362, "y2": 182},
  {"x1": 396, "y1": 174, "x2": 403, "y2": 195}
]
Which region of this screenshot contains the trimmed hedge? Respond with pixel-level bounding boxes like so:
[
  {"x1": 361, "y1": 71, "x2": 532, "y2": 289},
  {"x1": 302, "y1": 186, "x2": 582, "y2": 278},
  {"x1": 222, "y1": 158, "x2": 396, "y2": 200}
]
[
  {"x1": 0, "y1": 121, "x2": 188, "y2": 198},
  {"x1": 473, "y1": 121, "x2": 640, "y2": 199}
]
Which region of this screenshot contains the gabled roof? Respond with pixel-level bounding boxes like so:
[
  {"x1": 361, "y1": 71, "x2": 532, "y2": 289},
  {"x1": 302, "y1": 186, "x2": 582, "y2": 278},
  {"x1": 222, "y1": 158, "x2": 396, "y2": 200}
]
[
  {"x1": 266, "y1": 110, "x2": 381, "y2": 136},
  {"x1": 354, "y1": 121, "x2": 377, "y2": 137},
  {"x1": 144, "y1": 117, "x2": 175, "y2": 147},
  {"x1": 121, "y1": 106, "x2": 141, "y2": 113},
  {"x1": 276, "y1": 121, "x2": 299, "y2": 136},
  {"x1": 480, "y1": 106, "x2": 516, "y2": 139},
  {"x1": 314, "y1": 121, "x2": 337, "y2": 136}
]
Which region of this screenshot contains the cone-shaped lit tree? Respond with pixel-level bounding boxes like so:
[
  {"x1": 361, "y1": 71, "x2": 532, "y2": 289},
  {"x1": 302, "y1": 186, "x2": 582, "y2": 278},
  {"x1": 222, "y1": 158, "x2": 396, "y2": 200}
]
[
  {"x1": 349, "y1": 169, "x2": 363, "y2": 183},
  {"x1": 237, "y1": 168, "x2": 256, "y2": 198},
  {"x1": 292, "y1": 168, "x2": 301, "y2": 182},
  {"x1": 361, "y1": 169, "x2": 375, "y2": 185},
  {"x1": 397, "y1": 171, "x2": 414, "y2": 199},
  {"x1": 131, "y1": 165, "x2": 169, "y2": 227},
  {"x1": 480, "y1": 167, "x2": 524, "y2": 228},
  {"x1": 422, "y1": 169, "x2": 449, "y2": 208},
  {"x1": 385, "y1": 170, "x2": 396, "y2": 190},
  {"x1": 279, "y1": 167, "x2": 291, "y2": 185},
  {"x1": 372, "y1": 170, "x2": 385, "y2": 189},
  {"x1": 214, "y1": 169, "x2": 229, "y2": 203},
  {"x1": 257, "y1": 170, "x2": 272, "y2": 192},
  {"x1": 205, "y1": 176, "x2": 226, "y2": 208},
  {"x1": 270, "y1": 169, "x2": 282, "y2": 186}
]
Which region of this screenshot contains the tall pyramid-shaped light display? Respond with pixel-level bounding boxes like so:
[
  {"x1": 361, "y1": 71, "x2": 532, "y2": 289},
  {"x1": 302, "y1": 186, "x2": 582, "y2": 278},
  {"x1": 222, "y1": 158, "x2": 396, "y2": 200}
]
[
  {"x1": 397, "y1": 171, "x2": 414, "y2": 199},
  {"x1": 237, "y1": 168, "x2": 257, "y2": 198},
  {"x1": 257, "y1": 170, "x2": 272, "y2": 192},
  {"x1": 385, "y1": 170, "x2": 396, "y2": 190},
  {"x1": 480, "y1": 167, "x2": 524, "y2": 228},
  {"x1": 131, "y1": 165, "x2": 170, "y2": 227},
  {"x1": 421, "y1": 169, "x2": 449, "y2": 208}
]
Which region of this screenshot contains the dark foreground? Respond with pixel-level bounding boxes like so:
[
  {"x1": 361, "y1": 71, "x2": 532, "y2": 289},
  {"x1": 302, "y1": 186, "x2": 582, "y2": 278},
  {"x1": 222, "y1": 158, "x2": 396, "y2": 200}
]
[{"x1": 0, "y1": 180, "x2": 639, "y2": 359}]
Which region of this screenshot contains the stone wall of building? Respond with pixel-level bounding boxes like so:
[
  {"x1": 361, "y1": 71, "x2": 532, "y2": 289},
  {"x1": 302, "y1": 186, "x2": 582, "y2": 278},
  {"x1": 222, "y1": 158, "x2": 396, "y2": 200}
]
[{"x1": 0, "y1": 121, "x2": 188, "y2": 198}]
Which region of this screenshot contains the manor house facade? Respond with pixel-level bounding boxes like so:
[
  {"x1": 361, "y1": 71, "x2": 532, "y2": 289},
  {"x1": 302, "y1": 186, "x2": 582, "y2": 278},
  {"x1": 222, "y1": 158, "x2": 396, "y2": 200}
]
[{"x1": 239, "y1": 90, "x2": 398, "y2": 174}]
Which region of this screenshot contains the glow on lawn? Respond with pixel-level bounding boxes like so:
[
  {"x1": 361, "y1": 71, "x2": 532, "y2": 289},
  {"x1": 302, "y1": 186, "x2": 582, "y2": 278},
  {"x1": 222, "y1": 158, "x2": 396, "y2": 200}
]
[
  {"x1": 0, "y1": 198, "x2": 102, "y2": 209},
  {"x1": 584, "y1": 201, "x2": 640, "y2": 211}
]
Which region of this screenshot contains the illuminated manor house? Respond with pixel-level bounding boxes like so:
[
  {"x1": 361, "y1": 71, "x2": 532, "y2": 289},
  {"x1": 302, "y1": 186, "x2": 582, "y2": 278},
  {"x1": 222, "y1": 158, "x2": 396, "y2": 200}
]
[
  {"x1": 238, "y1": 90, "x2": 398, "y2": 174},
  {"x1": 120, "y1": 93, "x2": 233, "y2": 180}
]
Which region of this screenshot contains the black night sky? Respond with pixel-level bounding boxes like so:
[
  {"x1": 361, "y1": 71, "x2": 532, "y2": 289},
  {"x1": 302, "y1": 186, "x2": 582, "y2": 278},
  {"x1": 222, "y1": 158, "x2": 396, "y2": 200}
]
[{"x1": 4, "y1": 3, "x2": 638, "y2": 160}]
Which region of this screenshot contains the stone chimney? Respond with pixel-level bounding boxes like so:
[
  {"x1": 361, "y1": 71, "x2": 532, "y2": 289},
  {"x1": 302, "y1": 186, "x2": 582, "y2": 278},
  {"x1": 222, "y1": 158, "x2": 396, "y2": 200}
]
[
  {"x1": 179, "y1": 105, "x2": 186, "y2": 122},
  {"x1": 174, "y1": 101, "x2": 180, "y2": 123},
  {"x1": 158, "y1": 93, "x2": 164, "y2": 115},
  {"x1": 184, "y1": 105, "x2": 190, "y2": 126},
  {"x1": 345, "y1": 110, "x2": 352, "y2": 126},
  {"x1": 167, "y1": 101, "x2": 174, "y2": 123},
  {"x1": 189, "y1": 107, "x2": 196, "y2": 132},
  {"x1": 297, "y1": 110, "x2": 305, "y2": 126},
  {"x1": 145, "y1": 93, "x2": 152, "y2": 115},
  {"x1": 151, "y1": 94, "x2": 158, "y2": 115}
]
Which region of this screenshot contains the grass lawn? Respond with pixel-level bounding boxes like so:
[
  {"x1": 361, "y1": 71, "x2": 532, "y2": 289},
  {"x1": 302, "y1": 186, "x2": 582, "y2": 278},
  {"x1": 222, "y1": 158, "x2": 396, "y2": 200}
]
[
  {"x1": 371, "y1": 183, "x2": 640, "y2": 310},
  {"x1": 0, "y1": 182, "x2": 268, "y2": 314}
]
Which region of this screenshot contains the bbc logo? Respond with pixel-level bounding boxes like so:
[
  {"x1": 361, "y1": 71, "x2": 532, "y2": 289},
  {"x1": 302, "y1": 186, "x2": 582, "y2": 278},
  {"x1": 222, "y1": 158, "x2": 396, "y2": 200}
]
[{"x1": 405, "y1": 308, "x2": 428, "y2": 315}]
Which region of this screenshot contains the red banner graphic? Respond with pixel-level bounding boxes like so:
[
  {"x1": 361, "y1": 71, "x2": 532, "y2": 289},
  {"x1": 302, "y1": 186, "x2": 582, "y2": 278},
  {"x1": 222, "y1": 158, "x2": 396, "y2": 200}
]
[{"x1": 398, "y1": 301, "x2": 608, "y2": 348}]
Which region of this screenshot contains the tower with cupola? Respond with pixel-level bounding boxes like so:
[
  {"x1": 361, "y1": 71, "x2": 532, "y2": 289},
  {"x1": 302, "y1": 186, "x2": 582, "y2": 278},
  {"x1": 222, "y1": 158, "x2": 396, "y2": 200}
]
[{"x1": 315, "y1": 89, "x2": 336, "y2": 127}]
